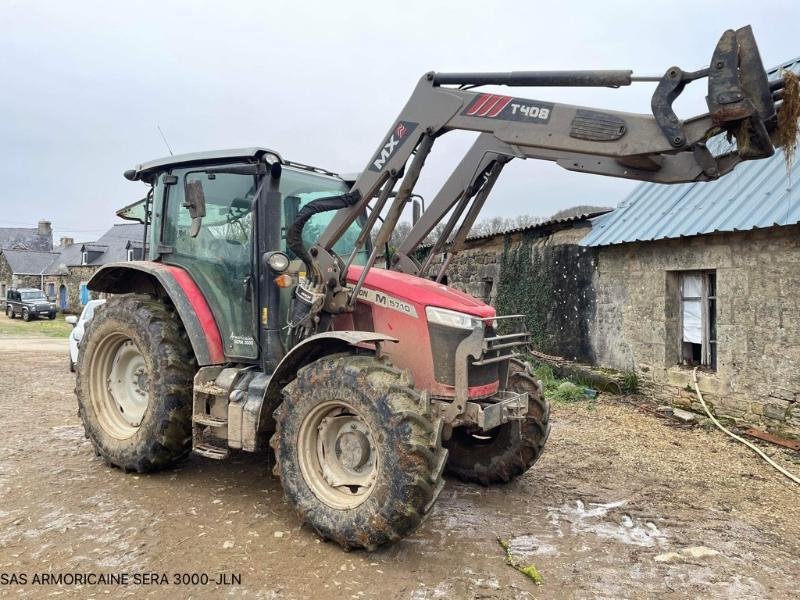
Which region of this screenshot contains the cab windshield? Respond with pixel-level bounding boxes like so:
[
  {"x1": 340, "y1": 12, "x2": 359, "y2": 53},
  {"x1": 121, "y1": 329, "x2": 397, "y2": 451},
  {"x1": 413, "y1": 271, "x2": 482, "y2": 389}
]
[{"x1": 279, "y1": 168, "x2": 368, "y2": 264}]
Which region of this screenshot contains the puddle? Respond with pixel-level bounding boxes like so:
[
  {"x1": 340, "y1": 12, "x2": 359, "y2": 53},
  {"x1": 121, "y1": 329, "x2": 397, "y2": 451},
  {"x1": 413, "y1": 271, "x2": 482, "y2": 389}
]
[{"x1": 548, "y1": 500, "x2": 667, "y2": 548}]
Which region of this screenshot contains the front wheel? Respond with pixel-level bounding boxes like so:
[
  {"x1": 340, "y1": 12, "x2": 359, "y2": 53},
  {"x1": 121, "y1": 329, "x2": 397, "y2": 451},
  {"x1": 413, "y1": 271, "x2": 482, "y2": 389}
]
[
  {"x1": 75, "y1": 294, "x2": 196, "y2": 472},
  {"x1": 271, "y1": 354, "x2": 447, "y2": 551},
  {"x1": 22, "y1": 308, "x2": 30, "y2": 321},
  {"x1": 444, "y1": 363, "x2": 550, "y2": 485}
]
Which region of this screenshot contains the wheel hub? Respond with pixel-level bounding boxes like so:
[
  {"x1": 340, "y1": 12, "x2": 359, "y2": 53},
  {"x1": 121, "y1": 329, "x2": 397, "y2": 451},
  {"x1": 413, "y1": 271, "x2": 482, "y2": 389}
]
[
  {"x1": 107, "y1": 340, "x2": 149, "y2": 429},
  {"x1": 298, "y1": 403, "x2": 379, "y2": 509}
]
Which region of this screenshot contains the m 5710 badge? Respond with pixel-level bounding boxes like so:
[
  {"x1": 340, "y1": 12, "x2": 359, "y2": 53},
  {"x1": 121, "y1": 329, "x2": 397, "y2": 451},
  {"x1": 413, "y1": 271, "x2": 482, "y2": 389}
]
[{"x1": 461, "y1": 94, "x2": 553, "y2": 123}]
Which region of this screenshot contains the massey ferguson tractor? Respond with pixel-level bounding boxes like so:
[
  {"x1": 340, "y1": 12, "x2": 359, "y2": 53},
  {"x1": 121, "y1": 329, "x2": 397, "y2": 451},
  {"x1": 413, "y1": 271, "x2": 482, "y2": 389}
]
[{"x1": 77, "y1": 26, "x2": 788, "y2": 550}]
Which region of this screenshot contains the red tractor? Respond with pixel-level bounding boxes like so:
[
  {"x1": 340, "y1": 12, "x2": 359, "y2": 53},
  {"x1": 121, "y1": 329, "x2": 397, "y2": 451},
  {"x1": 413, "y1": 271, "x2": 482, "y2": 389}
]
[{"x1": 77, "y1": 27, "x2": 784, "y2": 549}]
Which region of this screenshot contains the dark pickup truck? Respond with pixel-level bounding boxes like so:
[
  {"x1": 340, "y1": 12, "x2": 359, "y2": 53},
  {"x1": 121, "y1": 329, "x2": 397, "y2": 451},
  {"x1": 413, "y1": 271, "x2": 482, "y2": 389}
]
[{"x1": 5, "y1": 288, "x2": 57, "y2": 321}]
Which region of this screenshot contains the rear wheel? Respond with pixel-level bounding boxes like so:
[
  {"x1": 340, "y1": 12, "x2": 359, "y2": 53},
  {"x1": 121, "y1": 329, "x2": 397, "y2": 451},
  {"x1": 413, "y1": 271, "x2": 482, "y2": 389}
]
[
  {"x1": 76, "y1": 294, "x2": 196, "y2": 472},
  {"x1": 271, "y1": 354, "x2": 447, "y2": 551},
  {"x1": 444, "y1": 362, "x2": 550, "y2": 485},
  {"x1": 6, "y1": 306, "x2": 14, "y2": 319}
]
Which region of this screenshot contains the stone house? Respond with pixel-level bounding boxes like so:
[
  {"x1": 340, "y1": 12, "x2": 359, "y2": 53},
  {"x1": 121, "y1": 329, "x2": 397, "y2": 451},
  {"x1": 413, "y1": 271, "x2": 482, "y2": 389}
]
[
  {"x1": 0, "y1": 220, "x2": 55, "y2": 300},
  {"x1": 582, "y1": 163, "x2": 800, "y2": 439},
  {"x1": 0, "y1": 223, "x2": 144, "y2": 313},
  {"x1": 426, "y1": 194, "x2": 798, "y2": 440}
]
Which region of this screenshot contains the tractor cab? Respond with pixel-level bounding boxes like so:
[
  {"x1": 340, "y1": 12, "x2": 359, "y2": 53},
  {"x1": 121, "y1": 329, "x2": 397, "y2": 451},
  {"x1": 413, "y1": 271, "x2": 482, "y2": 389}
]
[{"x1": 117, "y1": 148, "x2": 369, "y2": 363}]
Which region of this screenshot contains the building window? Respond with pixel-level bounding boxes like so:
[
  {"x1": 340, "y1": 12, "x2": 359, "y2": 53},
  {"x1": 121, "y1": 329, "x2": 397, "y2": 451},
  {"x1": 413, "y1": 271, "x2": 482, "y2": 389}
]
[
  {"x1": 680, "y1": 271, "x2": 716, "y2": 369},
  {"x1": 47, "y1": 282, "x2": 55, "y2": 298},
  {"x1": 81, "y1": 251, "x2": 88, "y2": 265},
  {"x1": 0, "y1": 282, "x2": 6, "y2": 299}
]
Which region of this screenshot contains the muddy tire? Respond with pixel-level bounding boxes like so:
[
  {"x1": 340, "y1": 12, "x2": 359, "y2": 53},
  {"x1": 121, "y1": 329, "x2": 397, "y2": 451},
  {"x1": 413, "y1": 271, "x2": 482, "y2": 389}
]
[
  {"x1": 22, "y1": 308, "x2": 30, "y2": 321},
  {"x1": 6, "y1": 305, "x2": 14, "y2": 319},
  {"x1": 444, "y1": 362, "x2": 550, "y2": 485},
  {"x1": 76, "y1": 294, "x2": 196, "y2": 473},
  {"x1": 271, "y1": 354, "x2": 447, "y2": 551}
]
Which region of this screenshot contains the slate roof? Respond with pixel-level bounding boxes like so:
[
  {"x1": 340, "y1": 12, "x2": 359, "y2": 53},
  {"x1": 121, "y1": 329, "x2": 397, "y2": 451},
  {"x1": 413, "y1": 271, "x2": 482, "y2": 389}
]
[
  {"x1": 87, "y1": 224, "x2": 144, "y2": 264},
  {"x1": 582, "y1": 57, "x2": 800, "y2": 247},
  {"x1": 0, "y1": 227, "x2": 51, "y2": 252},
  {"x1": 52, "y1": 223, "x2": 144, "y2": 270},
  {"x1": 1, "y1": 249, "x2": 60, "y2": 275}
]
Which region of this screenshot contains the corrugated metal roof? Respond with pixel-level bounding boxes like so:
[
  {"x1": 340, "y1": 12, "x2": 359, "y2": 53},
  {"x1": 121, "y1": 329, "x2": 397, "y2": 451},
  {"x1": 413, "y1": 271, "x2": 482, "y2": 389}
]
[{"x1": 582, "y1": 57, "x2": 800, "y2": 247}]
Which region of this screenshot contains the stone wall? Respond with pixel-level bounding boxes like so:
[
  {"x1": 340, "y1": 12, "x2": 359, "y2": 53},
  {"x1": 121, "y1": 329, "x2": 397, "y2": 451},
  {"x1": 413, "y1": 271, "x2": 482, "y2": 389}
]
[
  {"x1": 423, "y1": 221, "x2": 597, "y2": 361},
  {"x1": 43, "y1": 266, "x2": 101, "y2": 314},
  {"x1": 0, "y1": 255, "x2": 43, "y2": 298},
  {"x1": 0, "y1": 255, "x2": 11, "y2": 300},
  {"x1": 592, "y1": 225, "x2": 800, "y2": 438}
]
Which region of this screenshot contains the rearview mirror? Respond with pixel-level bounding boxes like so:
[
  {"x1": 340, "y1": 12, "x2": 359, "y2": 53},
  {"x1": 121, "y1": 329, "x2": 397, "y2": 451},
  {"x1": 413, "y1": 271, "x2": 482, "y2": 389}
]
[
  {"x1": 65, "y1": 316, "x2": 78, "y2": 326},
  {"x1": 184, "y1": 178, "x2": 207, "y2": 237}
]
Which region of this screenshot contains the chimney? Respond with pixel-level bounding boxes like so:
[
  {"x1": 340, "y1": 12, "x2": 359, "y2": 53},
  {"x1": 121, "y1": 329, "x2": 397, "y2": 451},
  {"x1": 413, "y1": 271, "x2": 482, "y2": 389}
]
[
  {"x1": 38, "y1": 220, "x2": 52, "y2": 237},
  {"x1": 59, "y1": 236, "x2": 74, "y2": 248}
]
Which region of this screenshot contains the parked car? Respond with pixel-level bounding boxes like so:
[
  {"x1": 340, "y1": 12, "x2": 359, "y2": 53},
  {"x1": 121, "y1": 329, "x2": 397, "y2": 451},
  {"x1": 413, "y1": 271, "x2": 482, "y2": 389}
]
[
  {"x1": 66, "y1": 299, "x2": 106, "y2": 372},
  {"x1": 5, "y1": 288, "x2": 57, "y2": 321}
]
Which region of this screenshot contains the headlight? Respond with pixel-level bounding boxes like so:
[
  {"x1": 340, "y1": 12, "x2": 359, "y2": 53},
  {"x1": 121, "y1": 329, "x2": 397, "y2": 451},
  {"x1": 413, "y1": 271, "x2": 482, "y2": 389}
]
[
  {"x1": 266, "y1": 252, "x2": 290, "y2": 273},
  {"x1": 425, "y1": 306, "x2": 482, "y2": 330}
]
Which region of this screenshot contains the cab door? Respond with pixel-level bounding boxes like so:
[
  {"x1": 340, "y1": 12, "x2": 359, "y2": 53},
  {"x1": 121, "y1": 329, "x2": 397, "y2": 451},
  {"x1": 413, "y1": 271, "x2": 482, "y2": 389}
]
[{"x1": 159, "y1": 166, "x2": 258, "y2": 361}]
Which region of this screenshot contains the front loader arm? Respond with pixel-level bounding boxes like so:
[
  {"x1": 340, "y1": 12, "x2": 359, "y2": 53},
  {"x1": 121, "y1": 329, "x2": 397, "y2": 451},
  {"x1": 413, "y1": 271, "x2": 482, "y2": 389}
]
[{"x1": 288, "y1": 25, "x2": 784, "y2": 340}]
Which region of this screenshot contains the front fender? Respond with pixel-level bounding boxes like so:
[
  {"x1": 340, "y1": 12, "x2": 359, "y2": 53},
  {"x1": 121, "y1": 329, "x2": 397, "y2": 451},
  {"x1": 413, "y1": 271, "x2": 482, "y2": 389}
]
[
  {"x1": 251, "y1": 331, "x2": 398, "y2": 441},
  {"x1": 88, "y1": 261, "x2": 225, "y2": 365}
]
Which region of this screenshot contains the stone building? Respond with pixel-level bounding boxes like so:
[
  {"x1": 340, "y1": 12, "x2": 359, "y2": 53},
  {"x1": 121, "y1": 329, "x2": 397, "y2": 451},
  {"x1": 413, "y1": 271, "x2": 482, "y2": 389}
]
[
  {"x1": 0, "y1": 223, "x2": 143, "y2": 313},
  {"x1": 583, "y1": 162, "x2": 800, "y2": 439}
]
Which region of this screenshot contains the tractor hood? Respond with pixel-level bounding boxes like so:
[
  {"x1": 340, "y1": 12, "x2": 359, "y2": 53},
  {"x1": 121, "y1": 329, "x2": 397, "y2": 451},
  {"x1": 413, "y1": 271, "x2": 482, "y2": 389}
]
[{"x1": 346, "y1": 266, "x2": 495, "y2": 319}]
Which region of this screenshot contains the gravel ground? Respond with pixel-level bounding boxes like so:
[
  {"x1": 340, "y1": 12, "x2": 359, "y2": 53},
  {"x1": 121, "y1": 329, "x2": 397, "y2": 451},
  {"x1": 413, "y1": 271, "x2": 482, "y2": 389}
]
[{"x1": 0, "y1": 337, "x2": 798, "y2": 599}]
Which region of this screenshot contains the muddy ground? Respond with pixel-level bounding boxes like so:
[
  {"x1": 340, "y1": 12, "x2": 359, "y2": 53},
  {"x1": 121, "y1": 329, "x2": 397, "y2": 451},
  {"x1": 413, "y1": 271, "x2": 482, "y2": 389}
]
[{"x1": 0, "y1": 336, "x2": 798, "y2": 599}]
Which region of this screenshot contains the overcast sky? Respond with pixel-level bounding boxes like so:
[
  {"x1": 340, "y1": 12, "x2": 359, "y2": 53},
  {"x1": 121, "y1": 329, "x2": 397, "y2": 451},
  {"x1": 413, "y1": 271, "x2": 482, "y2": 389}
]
[{"x1": 1, "y1": 0, "x2": 798, "y2": 242}]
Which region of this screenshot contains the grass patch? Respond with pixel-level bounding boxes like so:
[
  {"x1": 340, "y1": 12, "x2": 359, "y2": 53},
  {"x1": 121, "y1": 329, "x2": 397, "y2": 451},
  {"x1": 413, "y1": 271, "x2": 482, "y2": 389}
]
[
  {"x1": 622, "y1": 371, "x2": 639, "y2": 394},
  {"x1": 0, "y1": 313, "x2": 73, "y2": 338},
  {"x1": 530, "y1": 360, "x2": 596, "y2": 407}
]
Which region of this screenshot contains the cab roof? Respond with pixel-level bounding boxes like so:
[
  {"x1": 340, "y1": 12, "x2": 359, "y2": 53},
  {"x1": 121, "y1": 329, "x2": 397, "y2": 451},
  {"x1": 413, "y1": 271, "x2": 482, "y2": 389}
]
[{"x1": 126, "y1": 147, "x2": 281, "y2": 182}]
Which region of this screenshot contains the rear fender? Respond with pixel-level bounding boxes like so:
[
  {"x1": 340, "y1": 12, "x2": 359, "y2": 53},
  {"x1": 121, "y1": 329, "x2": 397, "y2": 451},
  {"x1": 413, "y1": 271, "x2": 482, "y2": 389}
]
[
  {"x1": 88, "y1": 262, "x2": 225, "y2": 365},
  {"x1": 252, "y1": 331, "x2": 398, "y2": 441}
]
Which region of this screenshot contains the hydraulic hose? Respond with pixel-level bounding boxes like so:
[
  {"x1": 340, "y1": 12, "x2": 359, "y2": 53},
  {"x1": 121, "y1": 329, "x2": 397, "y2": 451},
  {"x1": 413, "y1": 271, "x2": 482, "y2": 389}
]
[{"x1": 286, "y1": 191, "x2": 361, "y2": 278}]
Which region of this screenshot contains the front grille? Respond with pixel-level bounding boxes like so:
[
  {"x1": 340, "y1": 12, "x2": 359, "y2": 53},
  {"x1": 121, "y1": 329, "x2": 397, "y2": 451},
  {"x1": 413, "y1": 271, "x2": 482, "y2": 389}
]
[{"x1": 428, "y1": 322, "x2": 498, "y2": 388}]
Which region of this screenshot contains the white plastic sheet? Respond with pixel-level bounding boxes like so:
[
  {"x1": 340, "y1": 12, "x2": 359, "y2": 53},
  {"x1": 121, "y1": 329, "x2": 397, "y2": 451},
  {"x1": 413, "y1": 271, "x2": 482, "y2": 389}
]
[
  {"x1": 682, "y1": 274, "x2": 702, "y2": 343},
  {"x1": 682, "y1": 300, "x2": 702, "y2": 343}
]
